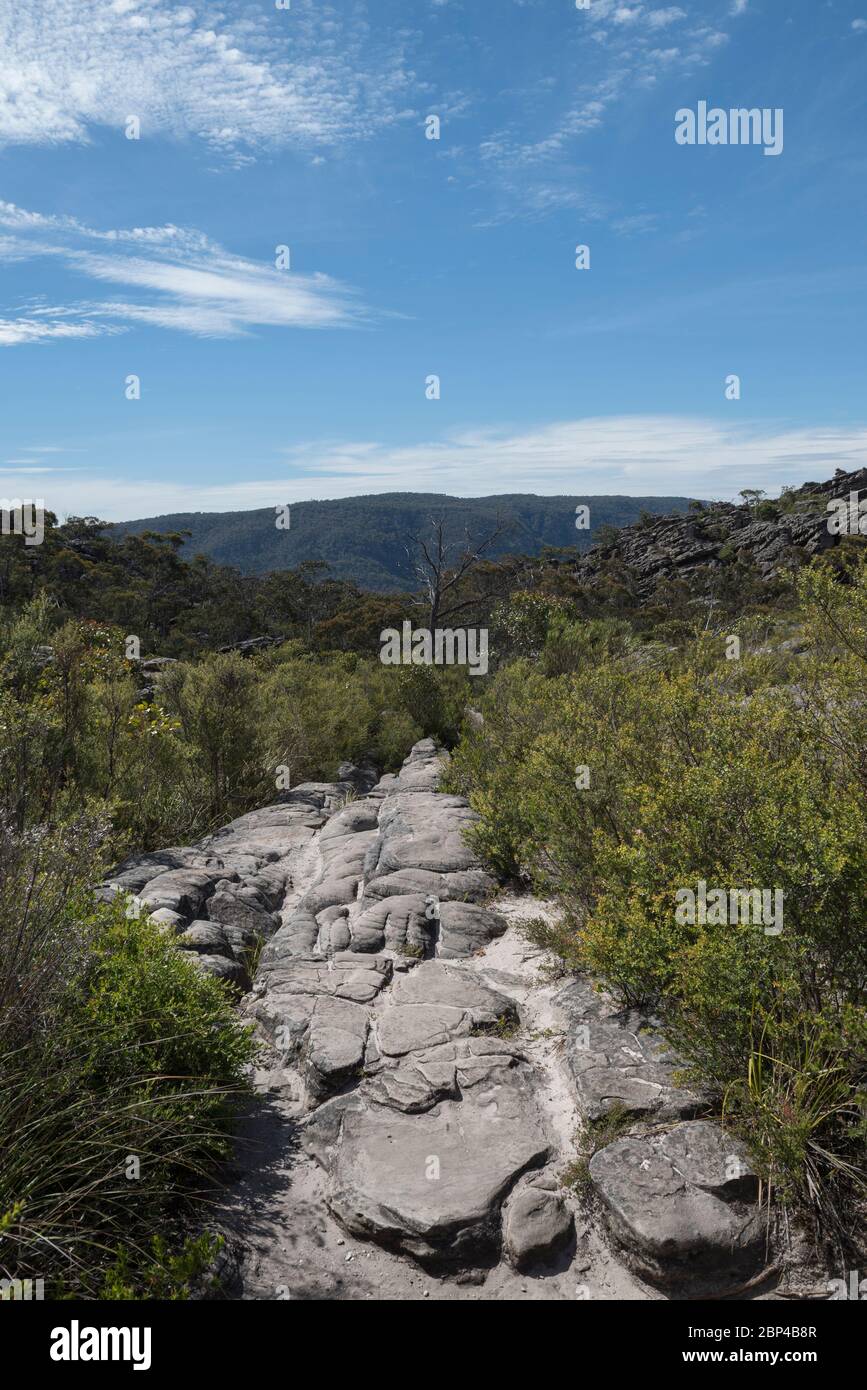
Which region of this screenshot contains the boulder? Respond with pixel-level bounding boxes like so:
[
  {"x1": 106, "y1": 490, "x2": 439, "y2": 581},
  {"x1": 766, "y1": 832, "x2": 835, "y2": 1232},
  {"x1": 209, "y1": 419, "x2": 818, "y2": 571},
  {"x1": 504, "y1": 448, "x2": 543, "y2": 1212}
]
[
  {"x1": 502, "y1": 1185, "x2": 574, "y2": 1270},
  {"x1": 589, "y1": 1121, "x2": 763, "y2": 1287},
  {"x1": 264, "y1": 907, "x2": 319, "y2": 959},
  {"x1": 138, "y1": 867, "x2": 230, "y2": 918},
  {"x1": 147, "y1": 908, "x2": 185, "y2": 934},
  {"x1": 103, "y1": 849, "x2": 193, "y2": 895},
  {"x1": 304, "y1": 994, "x2": 370, "y2": 1100},
  {"x1": 176, "y1": 921, "x2": 233, "y2": 958},
  {"x1": 301, "y1": 876, "x2": 361, "y2": 917},
  {"x1": 207, "y1": 886, "x2": 280, "y2": 939},
  {"x1": 437, "y1": 900, "x2": 507, "y2": 957}
]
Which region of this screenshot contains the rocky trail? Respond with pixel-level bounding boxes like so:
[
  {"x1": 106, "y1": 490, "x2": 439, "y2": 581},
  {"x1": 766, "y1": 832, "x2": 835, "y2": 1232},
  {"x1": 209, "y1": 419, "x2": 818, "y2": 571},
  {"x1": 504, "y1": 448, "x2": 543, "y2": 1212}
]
[{"x1": 104, "y1": 740, "x2": 781, "y2": 1302}]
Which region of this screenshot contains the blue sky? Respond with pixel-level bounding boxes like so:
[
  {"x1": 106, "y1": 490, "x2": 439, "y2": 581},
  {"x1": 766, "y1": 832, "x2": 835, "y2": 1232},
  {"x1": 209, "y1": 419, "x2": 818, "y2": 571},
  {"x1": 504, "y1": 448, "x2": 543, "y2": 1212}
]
[{"x1": 0, "y1": 0, "x2": 865, "y2": 520}]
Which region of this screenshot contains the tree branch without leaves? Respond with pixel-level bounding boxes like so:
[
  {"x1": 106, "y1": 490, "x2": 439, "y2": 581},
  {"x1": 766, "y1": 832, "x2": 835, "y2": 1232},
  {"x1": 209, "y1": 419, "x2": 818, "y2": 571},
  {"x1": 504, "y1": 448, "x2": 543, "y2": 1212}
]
[{"x1": 405, "y1": 516, "x2": 510, "y2": 629}]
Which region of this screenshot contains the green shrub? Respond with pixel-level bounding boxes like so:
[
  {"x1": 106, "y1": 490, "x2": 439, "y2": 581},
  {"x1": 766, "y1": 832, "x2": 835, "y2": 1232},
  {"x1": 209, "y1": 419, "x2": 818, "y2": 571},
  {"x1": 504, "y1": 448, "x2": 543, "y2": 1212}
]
[
  {"x1": 449, "y1": 577, "x2": 867, "y2": 1224},
  {"x1": 95, "y1": 1232, "x2": 226, "y2": 1301},
  {"x1": 0, "y1": 828, "x2": 254, "y2": 1296}
]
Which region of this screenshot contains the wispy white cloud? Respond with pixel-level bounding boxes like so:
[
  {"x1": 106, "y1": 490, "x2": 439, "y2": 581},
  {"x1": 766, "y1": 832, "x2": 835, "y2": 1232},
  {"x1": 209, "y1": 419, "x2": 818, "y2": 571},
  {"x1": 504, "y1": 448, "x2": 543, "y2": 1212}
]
[
  {"x1": 612, "y1": 6, "x2": 643, "y2": 25},
  {"x1": 611, "y1": 211, "x2": 661, "y2": 236},
  {"x1": 0, "y1": 315, "x2": 113, "y2": 345},
  {"x1": 6, "y1": 416, "x2": 865, "y2": 520},
  {"x1": 0, "y1": 0, "x2": 416, "y2": 160},
  {"x1": 470, "y1": 3, "x2": 726, "y2": 225},
  {"x1": 17, "y1": 445, "x2": 82, "y2": 454},
  {"x1": 647, "y1": 7, "x2": 686, "y2": 28},
  {"x1": 274, "y1": 418, "x2": 867, "y2": 500},
  {"x1": 0, "y1": 201, "x2": 373, "y2": 342},
  {"x1": 2, "y1": 462, "x2": 81, "y2": 472}
]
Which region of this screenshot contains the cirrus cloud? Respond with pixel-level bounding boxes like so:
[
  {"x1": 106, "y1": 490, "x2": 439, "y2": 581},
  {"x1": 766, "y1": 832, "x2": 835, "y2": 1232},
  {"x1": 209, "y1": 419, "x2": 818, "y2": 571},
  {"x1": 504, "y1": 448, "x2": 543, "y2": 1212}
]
[{"x1": 0, "y1": 200, "x2": 375, "y2": 342}]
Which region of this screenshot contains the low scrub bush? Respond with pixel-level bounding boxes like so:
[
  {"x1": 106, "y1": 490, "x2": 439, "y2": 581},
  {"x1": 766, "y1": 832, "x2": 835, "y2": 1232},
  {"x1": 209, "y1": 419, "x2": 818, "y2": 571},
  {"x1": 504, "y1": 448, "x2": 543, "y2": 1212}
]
[
  {"x1": 0, "y1": 603, "x2": 470, "y2": 850},
  {"x1": 449, "y1": 562, "x2": 867, "y2": 1234},
  {"x1": 0, "y1": 818, "x2": 255, "y2": 1297}
]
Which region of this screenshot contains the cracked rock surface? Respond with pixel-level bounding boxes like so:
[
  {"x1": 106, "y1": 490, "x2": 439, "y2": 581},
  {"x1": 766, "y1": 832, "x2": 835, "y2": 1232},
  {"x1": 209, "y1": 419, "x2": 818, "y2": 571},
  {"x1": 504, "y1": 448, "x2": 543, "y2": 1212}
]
[
  {"x1": 111, "y1": 739, "x2": 767, "y2": 1298},
  {"x1": 554, "y1": 977, "x2": 704, "y2": 1124},
  {"x1": 589, "y1": 1122, "x2": 764, "y2": 1286},
  {"x1": 553, "y1": 979, "x2": 763, "y2": 1289}
]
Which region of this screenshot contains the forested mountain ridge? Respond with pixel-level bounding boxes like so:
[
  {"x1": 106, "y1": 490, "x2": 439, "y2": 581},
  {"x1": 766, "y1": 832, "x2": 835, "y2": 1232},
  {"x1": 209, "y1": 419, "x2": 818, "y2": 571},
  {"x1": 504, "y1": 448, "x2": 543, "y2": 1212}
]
[
  {"x1": 3, "y1": 468, "x2": 865, "y2": 660},
  {"x1": 106, "y1": 491, "x2": 696, "y2": 590}
]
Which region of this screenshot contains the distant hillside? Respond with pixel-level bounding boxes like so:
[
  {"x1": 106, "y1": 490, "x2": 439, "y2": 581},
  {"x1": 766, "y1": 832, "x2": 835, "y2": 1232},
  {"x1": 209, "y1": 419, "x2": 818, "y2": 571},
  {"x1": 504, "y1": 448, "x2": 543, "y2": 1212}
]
[{"x1": 108, "y1": 492, "x2": 697, "y2": 591}]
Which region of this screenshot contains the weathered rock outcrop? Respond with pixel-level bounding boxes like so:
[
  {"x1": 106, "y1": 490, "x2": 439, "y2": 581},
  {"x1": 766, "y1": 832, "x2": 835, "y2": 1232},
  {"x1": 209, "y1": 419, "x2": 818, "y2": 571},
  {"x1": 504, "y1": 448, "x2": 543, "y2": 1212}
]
[
  {"x1": 553, "y1": 980, "x2": 763, "y2": 1290},
  {"x1": 304, "y1": 1028, "x2": 550, "y2": 1265},
  {"x1": 112, "y1": 738, "x2": 766, "y2": 1294},
  {"x1": 101, "y1": 762, "x2": 379, "y2": 988},
  {"x1": 561, "y1": 466, "x2": 867, "y2": 600},
  {"x1": 248, "y1": 742, "x2": 554, "y2": 1266},
  {"x1": 502, "y1": 1181, "x2": 574, "y2": 1271}
]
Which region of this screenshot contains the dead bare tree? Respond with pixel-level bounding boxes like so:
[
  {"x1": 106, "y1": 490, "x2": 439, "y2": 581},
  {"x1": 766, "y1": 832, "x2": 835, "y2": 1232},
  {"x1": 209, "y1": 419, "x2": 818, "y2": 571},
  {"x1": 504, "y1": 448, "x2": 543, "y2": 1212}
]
[{"x1": 405, "y1": 515, "x2": 511, "y2": 630}]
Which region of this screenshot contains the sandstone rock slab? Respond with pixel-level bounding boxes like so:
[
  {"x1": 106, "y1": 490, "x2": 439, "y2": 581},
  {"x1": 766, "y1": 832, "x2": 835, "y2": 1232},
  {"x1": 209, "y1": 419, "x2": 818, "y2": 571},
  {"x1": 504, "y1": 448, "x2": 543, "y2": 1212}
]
[
  {"x1": 556, "y1": 978, "x2": 702, "y2": 1123},
  {"x1": 375, "y1": 962, "x2": 517, "y2": 1058},
  {"x1": 305, "y1": 1049, "x2": 550, "y2": 1265},
  {"x1": 589, "y1": 1120, "x2": 763, "y2": 1287},
  {"x1": 176, "y1": 921, "x2": 233, "y2": 957}
]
